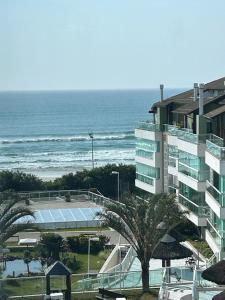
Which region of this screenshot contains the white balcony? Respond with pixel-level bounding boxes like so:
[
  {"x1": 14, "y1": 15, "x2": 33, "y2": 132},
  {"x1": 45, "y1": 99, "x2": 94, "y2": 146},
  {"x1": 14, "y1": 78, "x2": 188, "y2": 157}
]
[
  {"x1": 135, "y1": 178, "x2": 163, "y2": 194},
  {"x1": 178, "y1": 138, "x2": 205, "y2": 157},
  {"x1": 167, "y1": 134, "x2": 178, "y2": 147},
  {"x1": 177, "y1": 200, "x2": 207, "y2": 227},
  {"x1": 205, "y1": 150, "x2": 225, "y2": 176},
  {"x1": 135, "y1": 152, "x2": 162, "y2": 168},
  {"x1": 135, "y1": 128, "x2": 162, "y2": 142},
  {"x1": 205, "y1": 183, "x2": 225, "y2": 219},
  {"x1": 178, "y1": 171, "x2": 206, "y2": 192}
]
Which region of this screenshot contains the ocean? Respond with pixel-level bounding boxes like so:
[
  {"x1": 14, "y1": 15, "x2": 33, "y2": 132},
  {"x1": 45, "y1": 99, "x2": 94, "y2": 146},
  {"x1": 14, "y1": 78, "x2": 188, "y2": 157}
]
[{"x1": 0, "y1": 89, "x2": 182, "y2": 179}]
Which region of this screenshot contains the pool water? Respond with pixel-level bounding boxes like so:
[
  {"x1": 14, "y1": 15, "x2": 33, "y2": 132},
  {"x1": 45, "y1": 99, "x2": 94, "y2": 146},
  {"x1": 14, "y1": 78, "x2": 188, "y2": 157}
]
[{"x1": 2, "y1": 259, "x2": 43, "y2": 278}]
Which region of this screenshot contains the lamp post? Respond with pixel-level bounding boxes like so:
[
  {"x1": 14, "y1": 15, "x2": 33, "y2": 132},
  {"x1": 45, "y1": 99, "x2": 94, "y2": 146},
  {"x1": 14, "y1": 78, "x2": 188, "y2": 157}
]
[
  {"x1": 111, "y1": 171, "x2": 120, "y2": 201},
  {"x1": 89, "y1": 133, "x2": 94, "y2": 169},
  {"x1": 88, "y1": 237, "x2": 99, "y2": 278}
]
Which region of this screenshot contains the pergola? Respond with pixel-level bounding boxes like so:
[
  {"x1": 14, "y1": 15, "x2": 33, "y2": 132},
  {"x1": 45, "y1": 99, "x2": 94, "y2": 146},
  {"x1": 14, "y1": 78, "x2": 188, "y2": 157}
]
[{"x1": 44, "y1": 261, "x2": 72, "y2": 300}]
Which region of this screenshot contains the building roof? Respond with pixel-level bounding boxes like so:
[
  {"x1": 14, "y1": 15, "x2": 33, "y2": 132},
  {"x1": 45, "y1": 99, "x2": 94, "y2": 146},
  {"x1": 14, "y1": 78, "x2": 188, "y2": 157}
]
[
  {"x1": 204, "y1": 105, "x2": 225, "y2": 118},
  {"x1": 172, "y1": 94, "x2": 225, "y2": 115},
  {"x1": 45, "y1": 261, "x2": 71, "y2": 276},
  {"x1": 152, "y1": 77, "x2": 225, "y2": 110}
]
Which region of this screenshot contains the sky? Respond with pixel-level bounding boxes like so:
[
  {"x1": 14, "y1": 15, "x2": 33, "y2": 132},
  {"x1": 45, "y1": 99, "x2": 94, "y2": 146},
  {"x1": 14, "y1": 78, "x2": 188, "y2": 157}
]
[{"x1": 1, "y1": 0, "x2": 225, "y2": 91}]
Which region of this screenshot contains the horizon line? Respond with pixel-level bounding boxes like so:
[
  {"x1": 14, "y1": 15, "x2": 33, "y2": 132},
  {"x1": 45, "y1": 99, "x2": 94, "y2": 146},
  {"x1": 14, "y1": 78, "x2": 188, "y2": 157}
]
[{"x1": 0, "y1": 87, "x2": 188, "y2": 93}]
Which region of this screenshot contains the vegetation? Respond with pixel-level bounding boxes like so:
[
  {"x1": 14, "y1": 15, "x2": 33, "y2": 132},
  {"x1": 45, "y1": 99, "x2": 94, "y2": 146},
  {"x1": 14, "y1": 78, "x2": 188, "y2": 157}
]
[
  {"x1": 0, "y1": 164, "x2": 135, "y2": 198},
  {"x1": 0, "y1": 192, "x2": 34, "y2": 246},
  {"x1": 23, "y1": 250, "x2": 32, "y2": 276},
  {"x1": 67, "y1": 234, "x2": 109, "y2": 254},
  {"x1": 98, "y1": 193, "x2": 185, "y2": 293},
  {"x1": 37, "y1": 233, "x2": 64, "y2": 263},
  {"x1": 188, "y1": 239, "x2": 213, "y2": 259}
]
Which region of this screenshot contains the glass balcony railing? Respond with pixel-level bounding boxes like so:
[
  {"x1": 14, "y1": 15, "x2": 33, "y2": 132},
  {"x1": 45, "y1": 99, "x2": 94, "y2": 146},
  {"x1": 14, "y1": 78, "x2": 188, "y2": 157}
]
[
  {"x1": 137, "y1": 122, "x2": 162, "y2": 132},
  {"x1": 178, "y1": 131, "x2": 210, "y2": 145},
  {"x1": 135, "y1": 149, "x2": 154, "y2": 160},
  {"x1": 207, "y1": 219, "x2": 225, "y2": 249},
  {"x1": 178, "y1": 194, "x2": 209, "y2": 217},
  {"x1": 206, "y1": 135, "x2": 225, "y2": 159},
  {"x1": 206, "y1": 181, "x2": 225, "y2": 207},
  {"x1": 178, "y1": 163, "x2": 209, "y2": 182},
  {"x1": 168, "y1": 156, "x2": 177, "y2": 167},
  {"x1": 136, "y1": 173, "x2": 154, "y2": 186}
]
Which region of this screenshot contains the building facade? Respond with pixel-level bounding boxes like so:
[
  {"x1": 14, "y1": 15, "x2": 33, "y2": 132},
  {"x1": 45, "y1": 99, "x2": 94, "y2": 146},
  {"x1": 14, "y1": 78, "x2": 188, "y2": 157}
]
[{"x1": 135, "y1": 77, "x2": 225, "y2": 260}]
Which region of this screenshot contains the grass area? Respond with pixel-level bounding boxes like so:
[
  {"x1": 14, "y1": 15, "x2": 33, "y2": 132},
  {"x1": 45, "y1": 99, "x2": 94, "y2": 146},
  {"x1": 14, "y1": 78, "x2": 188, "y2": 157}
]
[{"x1": 188, "y1": 239, "x2": 213, "y2": 259}]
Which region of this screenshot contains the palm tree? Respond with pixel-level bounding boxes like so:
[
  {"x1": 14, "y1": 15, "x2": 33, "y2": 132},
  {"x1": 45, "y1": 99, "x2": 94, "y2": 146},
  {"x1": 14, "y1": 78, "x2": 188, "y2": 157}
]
[
  {"x1": 0, "y1": 192, "x2": 34, "y2": 246},
  {"x1": 98, "y1": 193, "x2": 185, "y2": 293},
  {"x1": 23, "y1": 250, "x2": 32, "y2": 276}
]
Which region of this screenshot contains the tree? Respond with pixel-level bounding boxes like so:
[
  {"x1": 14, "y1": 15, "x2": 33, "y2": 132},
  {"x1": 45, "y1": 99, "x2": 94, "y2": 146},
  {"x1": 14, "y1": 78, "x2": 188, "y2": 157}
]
[
  {"x1": 0, "y1": 192, "x2": 34, "y2": 246},
  {"x1": 38, "y1": 233, "x2": 64, "y2": 263},
  {"x1": 23, "y1": 250, "x2": 32, "y2": 276},
  {"x1": 98, "y1": 193, "x2": 185, "y2": 293}
]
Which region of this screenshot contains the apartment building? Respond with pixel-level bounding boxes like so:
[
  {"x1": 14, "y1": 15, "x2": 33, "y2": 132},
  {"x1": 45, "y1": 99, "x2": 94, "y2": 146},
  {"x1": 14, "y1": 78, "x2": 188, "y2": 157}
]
[{"x1": 135, "y1": 77, "x2": 225, "y2": 260}]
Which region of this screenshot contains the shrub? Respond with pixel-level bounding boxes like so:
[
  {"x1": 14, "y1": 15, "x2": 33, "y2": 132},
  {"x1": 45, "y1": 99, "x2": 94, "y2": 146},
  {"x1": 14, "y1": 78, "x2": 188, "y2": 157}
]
[{"x1": 67, "y1": 235, "x2": 109, "y2": 254}]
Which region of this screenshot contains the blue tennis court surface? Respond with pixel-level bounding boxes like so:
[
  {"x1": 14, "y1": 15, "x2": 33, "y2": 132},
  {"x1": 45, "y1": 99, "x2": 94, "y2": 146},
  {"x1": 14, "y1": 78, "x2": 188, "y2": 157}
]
[{"x1": 16, "y1": 207, "x2": 103, "y2": 228}]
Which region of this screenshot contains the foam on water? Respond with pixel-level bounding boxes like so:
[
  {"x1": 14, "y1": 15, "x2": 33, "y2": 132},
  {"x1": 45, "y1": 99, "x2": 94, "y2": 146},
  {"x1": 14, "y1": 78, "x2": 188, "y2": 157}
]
[{"x1": 0, "y1": 89, "x2": 182, "y2": 177}]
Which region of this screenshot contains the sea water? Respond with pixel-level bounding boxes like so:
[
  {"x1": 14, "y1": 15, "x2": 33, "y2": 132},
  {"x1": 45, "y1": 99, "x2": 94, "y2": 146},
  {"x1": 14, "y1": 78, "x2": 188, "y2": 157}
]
[{"x1": 0, "y1": 89, "x2": 182, "y2": 179}]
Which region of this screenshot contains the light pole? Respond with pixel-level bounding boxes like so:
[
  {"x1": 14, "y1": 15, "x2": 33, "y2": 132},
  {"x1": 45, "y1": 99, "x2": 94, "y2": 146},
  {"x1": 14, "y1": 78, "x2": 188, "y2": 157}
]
[
  {"x1": 88, "y1": 237, "x2": 99, "y2": 278},
  {"x1": 89, "y1": 133, "x2": 94, "y2": 169},
  {"x1": 111, "y1": 171, "x2": 120, "y2": 201}
]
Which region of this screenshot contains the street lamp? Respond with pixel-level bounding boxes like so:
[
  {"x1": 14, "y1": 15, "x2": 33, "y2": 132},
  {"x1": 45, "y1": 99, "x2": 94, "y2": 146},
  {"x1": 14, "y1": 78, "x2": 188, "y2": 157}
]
[
  {"x1": 111, "y1": 171, "x2": 120, "y2": 201},
  {"x1": 88, "y1": 237, "x2": 99, "y2": 278},
  {"x1": 89, "y1": 133, "x2": 94, "y2": 169}
]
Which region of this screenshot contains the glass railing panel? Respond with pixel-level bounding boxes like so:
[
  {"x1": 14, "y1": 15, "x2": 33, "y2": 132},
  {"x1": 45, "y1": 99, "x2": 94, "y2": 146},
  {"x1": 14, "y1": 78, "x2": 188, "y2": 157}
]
[
  {"x1": 206, "y1": 181, "x2": 225, "y2": 207},
  {"x1": 178, "y1": 163, "x2": 209, "y2": 181},
  {"x1": 179, "y1": 194, "x2": 209, "y2": 217},
  {"x1": 136, "y1": 163, "x2": 160, "y2": 179},
  {"x1": 168, "y1": 156, "x2": 177, "y2": 167},
  {"x1": 136, "y1": 138, "x2": 160, "y2": 152},
  {"x1": 206, "y1": 219, "x2": 224, "y2": 249},
  {"x1": 206, "y1": 139, "x2": 225, "y2": 160},
  {"x1": 136, "y1": 173, "x2": 154, "y2": 186},
  {"x1": 0, "y1": 276, "x2": 46, "y2": 298},
  {"x1": 137, "y1": 122, "x2": 162, "y2": 132},
  {"x1": 136, "y1": 149, "x2": 154, "y2": 160}
]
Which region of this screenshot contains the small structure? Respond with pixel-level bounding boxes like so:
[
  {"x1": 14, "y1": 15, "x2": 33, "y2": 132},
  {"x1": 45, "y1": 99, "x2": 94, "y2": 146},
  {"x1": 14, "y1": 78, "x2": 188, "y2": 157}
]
[
  {"x1": 18, "y1": 238, "x2": 37, "y2": 247},
  {"x1": 44, "y1": 261, "x2": 72, "y2": 300},
  {"x1": 152, "y1": 234, "x2": 193, "y2": 268}
]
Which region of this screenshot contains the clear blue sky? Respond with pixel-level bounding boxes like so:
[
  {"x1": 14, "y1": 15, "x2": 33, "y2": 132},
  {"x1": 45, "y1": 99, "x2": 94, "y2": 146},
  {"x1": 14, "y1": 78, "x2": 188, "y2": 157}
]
[{"x1": 1, "y1": 0, "x2": 225, "y2": 91}]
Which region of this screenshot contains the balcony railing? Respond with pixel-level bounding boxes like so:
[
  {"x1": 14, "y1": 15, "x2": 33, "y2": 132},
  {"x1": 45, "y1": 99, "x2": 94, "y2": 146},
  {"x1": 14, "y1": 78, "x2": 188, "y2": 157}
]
[
  {"x1": 207, "y1": 219, "x2": 225, "y2": 249},
  {"x1": 136, "y1": 173, "x2": 154, "y2": 186},
  {"x1": 178, "y1": 163, "x2": 209, "y2": 182},
  {"x1": 206, "y1": 181, "x2": 225, "y2": 207},
  {"x1": 168, "y1": 156, "x2": 177, "y2": 168},
  {"x1": 135, "y1": 149, "x2": 154, "y2": 160},
  {"x1": 206, "y1": 135, "x2": 225, "y2": 160},
  {"x1": 178, "y1": 194, "x2": 209, "y2": 217},
  {"x1": 137, "y1": 122, "x2": 162, "y2": 132}
]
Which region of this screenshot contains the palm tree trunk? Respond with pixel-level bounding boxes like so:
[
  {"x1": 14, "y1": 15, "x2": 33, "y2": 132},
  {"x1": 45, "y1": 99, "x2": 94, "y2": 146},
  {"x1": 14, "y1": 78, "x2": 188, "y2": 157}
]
[
  {"x1": 141, "y1": 261, "x2": 150, "y2": 293},
  {"x1": 26, "y1": 263, "x2": 30, "y2": 277}
]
